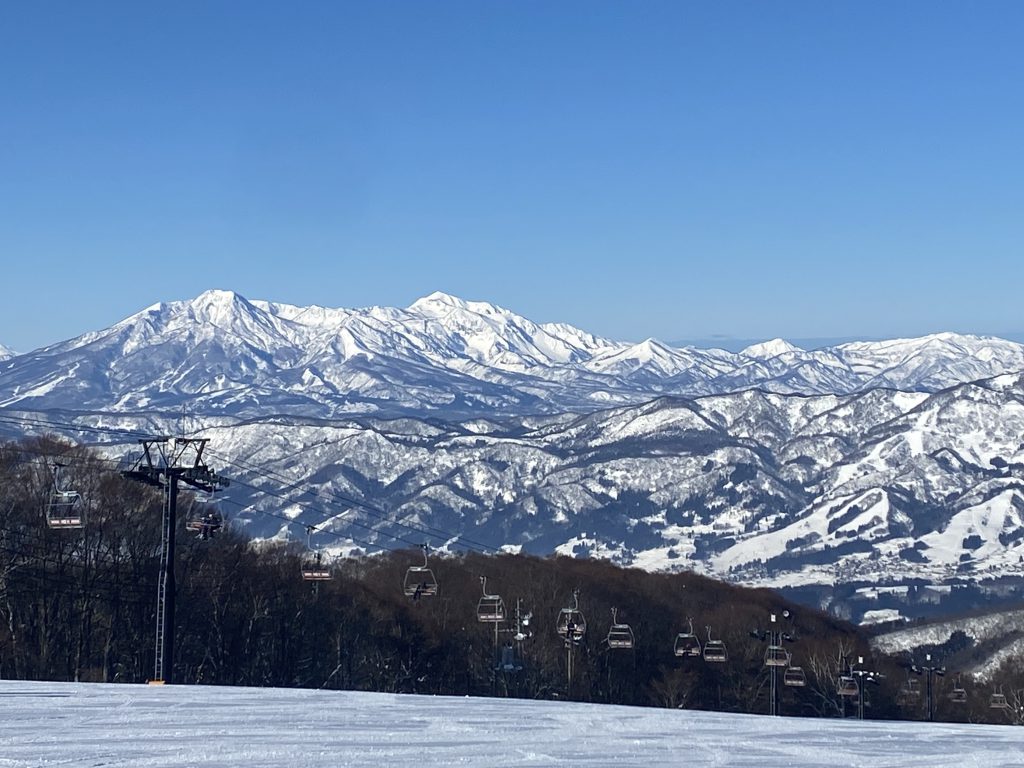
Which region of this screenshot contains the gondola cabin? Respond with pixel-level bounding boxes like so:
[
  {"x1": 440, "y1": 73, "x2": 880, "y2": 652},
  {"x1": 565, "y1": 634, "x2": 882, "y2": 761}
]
[
  {"x1": 990, "y1": 692, "x2": 1009, "y2": 710},
  {"x1": 948, "y1": 685, "x2": 968, "y2": 703}
]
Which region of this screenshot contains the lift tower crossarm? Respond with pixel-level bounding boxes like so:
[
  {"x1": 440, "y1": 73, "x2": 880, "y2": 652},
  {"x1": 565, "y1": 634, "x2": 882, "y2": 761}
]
[{"x1": 122, "y1": 437, "x2": 229, "y2": 685}]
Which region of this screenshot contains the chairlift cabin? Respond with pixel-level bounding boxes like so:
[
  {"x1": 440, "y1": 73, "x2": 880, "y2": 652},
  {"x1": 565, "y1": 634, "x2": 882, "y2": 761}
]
[
  {"x1": 990, "y1": 691, "x2": 1009, "y2": 710},
  {"x1": 556, "y1": 591, "x2": 586, "y2": 644},
  {"x1": 476, "y1": 577, "x2": 506, "y2": 623},
  {"x1": 948, "y1": 676, "x2": 968, "y2": 703},
  {"x1": 403, "y1": 545, "x2": 438, "y2": 600},
  {"x1": 837, "y1": 675, "x2": 859, "y2": 697},
  {"x1": 764, "y1": 645, "x2": 791, "y2": 667},
  {"x1": 673, "y1": 619, "x2": 702, "y2": 658},
  {"x1": 703, "y1": 626, "x2": 727, "y2": 663},
  {"x1": 185, "y1": 494, "x2": 223, "y2": 540},
  {"x1": 606, "y1": 608, "x2": 635, "y2": 650},
  {"x1": 902, "y1": 677, "x2": 921, "y2": 698},
  {"x1": 496, "y1": 644, "x2": 523, "y2": 673},
  {"x1": 301, "y1": 551, "x2": 333, "y2": 581},
  {"x1": 46, "y1": 463, "x2": 83, "y2": 529},
  {"x1": 784, "y1": 666, "x2": 807, "y2": 687}
]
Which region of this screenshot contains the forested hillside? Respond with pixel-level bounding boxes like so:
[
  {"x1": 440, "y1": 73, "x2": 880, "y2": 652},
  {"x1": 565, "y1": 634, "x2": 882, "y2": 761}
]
[{"x1": 1, "y1": 437, "x2": 1021, "y2": 724}]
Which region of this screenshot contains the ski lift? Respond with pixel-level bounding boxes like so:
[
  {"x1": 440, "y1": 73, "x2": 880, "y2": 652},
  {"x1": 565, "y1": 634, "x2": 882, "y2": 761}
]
[
  {"x1": 703, "y1": 626, "x2": 727, "y2": 663},
  {"x1": 606, "y1": 607, "x2": 635, "y2": 650},
  {"x1": 990, "y1": 689, "x2": 1009, "y2": 710},
  {"x1": 184, "y1": 491, "x2": 223, "y2": 540},
  {"x1": 300, "y1": 525, "x2": 333, "y2": 581},
  {"x1": 301, "y1": 551, "x2": 333, "y2": 581},
  {"x1": 46, "y1": 462, "x2": 83, "y2": 529},
  {"x1": 764, "y1": 644, "x2": 791, "y2": 667},
  {"x1": 476, "y1": 576, "x2": 506, "y2": 623},
  {"x1": 837, "y1": 675, "x2": 859, "y2": 697},
  {"x1": 784, "y1": 665, "x2": 807, "y2": 687},
  {"x1": 902, "y1": 676, "x2": 921, "y2": 699},
  {"x1": 403, "y1": 544, "x2": 438, "y2": 600},
  {"x1": 673, "y1": 618, "x2": 702, "y2": 658},
  {"x1": 948, "y1": 675, "x2": 968, "y2": 703},
  {"x1": 496, "y1": 643, "x2": 524, "y2": 673},
  {"x1": 555, "y1": 590, "x2": 586, "y2": 644}
]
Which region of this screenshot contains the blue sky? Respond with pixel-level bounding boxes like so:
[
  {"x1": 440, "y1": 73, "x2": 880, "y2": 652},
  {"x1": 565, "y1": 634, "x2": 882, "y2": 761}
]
[{"x1": 2, "y1": 1, "x2": 1022, "y2": 352}]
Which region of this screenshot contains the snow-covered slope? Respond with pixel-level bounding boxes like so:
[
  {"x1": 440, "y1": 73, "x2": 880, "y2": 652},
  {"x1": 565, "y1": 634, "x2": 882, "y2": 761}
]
[
  {"x1": 0, "y1": 343, "x2": 14, "y2": 361},
  {"x1": 2, "y1": 290, "x2": 1024, "y2": 419},
  {"x1": 2, "y1": 681, "x2": 1021, "y2": 767},
  {"x1": 872, "y1": 607, "x2": 1024, "y2": 681}
]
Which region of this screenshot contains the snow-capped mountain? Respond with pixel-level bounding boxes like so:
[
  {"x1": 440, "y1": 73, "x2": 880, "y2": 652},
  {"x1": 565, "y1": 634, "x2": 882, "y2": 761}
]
[
  {"x1": 0, "y1": 343, "x2": 14, "y2": 361},
  {"x1": 2, "y1": 290, "x2": 1023, "y2": 419},
  {"x1": 3, "y1": 290, "x2": 1024, "y2": 619}
]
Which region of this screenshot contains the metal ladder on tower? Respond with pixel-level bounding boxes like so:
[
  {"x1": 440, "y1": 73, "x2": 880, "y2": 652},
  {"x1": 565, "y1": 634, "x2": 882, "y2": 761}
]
[{"x1": 152, "y1": 479, "x2": 173, "y2": 683}]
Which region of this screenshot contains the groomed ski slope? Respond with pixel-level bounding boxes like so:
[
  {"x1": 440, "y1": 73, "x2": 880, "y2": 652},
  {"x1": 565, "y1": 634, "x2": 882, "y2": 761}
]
[{"x1": 1, "y1": 680, "x2": 1020, "y2": 767}]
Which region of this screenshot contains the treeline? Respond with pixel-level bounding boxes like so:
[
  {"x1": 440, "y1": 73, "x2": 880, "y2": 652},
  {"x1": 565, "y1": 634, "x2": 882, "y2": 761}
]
[{"x1": 0, "y1": 436, "x2": 1020, "y2": 723}]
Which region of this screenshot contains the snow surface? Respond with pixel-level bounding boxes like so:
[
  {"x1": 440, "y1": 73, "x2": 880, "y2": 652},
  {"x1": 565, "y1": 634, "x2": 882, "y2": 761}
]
[{"x1": 1, "y1": 681, "x2": 1022, "y2": 767}]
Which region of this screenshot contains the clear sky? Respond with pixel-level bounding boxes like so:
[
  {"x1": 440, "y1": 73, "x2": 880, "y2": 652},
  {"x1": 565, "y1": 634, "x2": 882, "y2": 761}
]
[{"x1": 2, "y1": 1, "x2": 1022, "y2": 353}]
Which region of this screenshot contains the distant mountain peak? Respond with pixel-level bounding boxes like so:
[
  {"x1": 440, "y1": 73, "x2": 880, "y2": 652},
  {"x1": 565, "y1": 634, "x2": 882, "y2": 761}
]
[
  {"x1": 0, "y1": 343, "x2": 15, "y2": 360},
  {"x1": 741, "y1": 338, "x2": 804, "y2": 358},
  {"x1": 408, "y1": 291, "x2": 470, "y2": 311}
]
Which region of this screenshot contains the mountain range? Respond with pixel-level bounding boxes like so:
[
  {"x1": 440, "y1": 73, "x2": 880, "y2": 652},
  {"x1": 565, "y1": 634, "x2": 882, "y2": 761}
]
[
  {"x1": 3, "y1": 290, "x2": 1024, "y2": 622},
  {"x1": 3, "y1": 289, "x2": 1024, "y2": 418}
]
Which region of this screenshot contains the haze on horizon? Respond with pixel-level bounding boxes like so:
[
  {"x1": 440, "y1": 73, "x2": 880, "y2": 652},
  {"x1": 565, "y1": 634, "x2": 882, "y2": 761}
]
[{"x1": 2, "y1": 2, "x2": 1022, "y2": 353}]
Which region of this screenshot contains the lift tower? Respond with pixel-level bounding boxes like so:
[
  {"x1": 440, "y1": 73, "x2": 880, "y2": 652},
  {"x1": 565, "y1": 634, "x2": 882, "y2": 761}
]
[{"x1": 123, "y1": 437, "x2": 229, "y2": 684}]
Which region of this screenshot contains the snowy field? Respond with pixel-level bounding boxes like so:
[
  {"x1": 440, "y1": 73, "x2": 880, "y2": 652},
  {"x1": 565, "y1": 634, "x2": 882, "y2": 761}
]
[{"x1": 1, "y1": 680, "x2": 1022, "y2": 767}]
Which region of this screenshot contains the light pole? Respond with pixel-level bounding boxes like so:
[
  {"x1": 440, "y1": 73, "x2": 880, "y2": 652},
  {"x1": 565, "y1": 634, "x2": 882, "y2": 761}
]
[
  {"x1": 911, "y1": 653, "x2": 945, "y2": 722},
  {"x1": 848, "y1": 656, "x2": 883, "y2": 720}
]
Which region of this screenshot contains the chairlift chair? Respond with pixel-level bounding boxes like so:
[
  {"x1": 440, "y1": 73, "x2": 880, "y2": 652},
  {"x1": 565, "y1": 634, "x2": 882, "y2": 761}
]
[
  {"x1": 496, "y1": 644, "x2": 523, "y2": 673},
  {"x1": 606, "y1": 607, "x2": 635, "y2": 650},
  {"x1": 476, "y1": 577, "x2": 506, "y2": 623},
  {"x1": 948, "y1": 676, "x2": 968, "y2": 703},
  {"x1": 764, "y1": 644, "x2": 791, "y2": 667},
  {"x1": 703, "y1": 626, "x2": 727, "y2": 663},
  {"x1": 556, "y1": 590, "x2": 586, "y2": 644},
  {"x1": 673, "y1": 618, "x2": 702, "y2": 658},
  {"x1": 185, "y1": 492, "x2": 224, "y2": 540},
  {"x1": 990, "y1": 690, "x2": 1009, "y2": 710},
  {"x1": 784, "y1": 666, "x2": 807, "y2": 687},
  {"x1": 837, "y1": 675, "x2": 859, "y2": 697},
  {"x1": 403, "y1": 545, "x2": 438, "y2": 600},
  {"x1": 902, "y1": 676, "x2": 921, "y2": 698},
  {"x1": 301, "y1": 551, "x2": 333, "y2": 581},
  {"x1": 46, "y1": 463, "x2": 83, "y2": 529}
]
